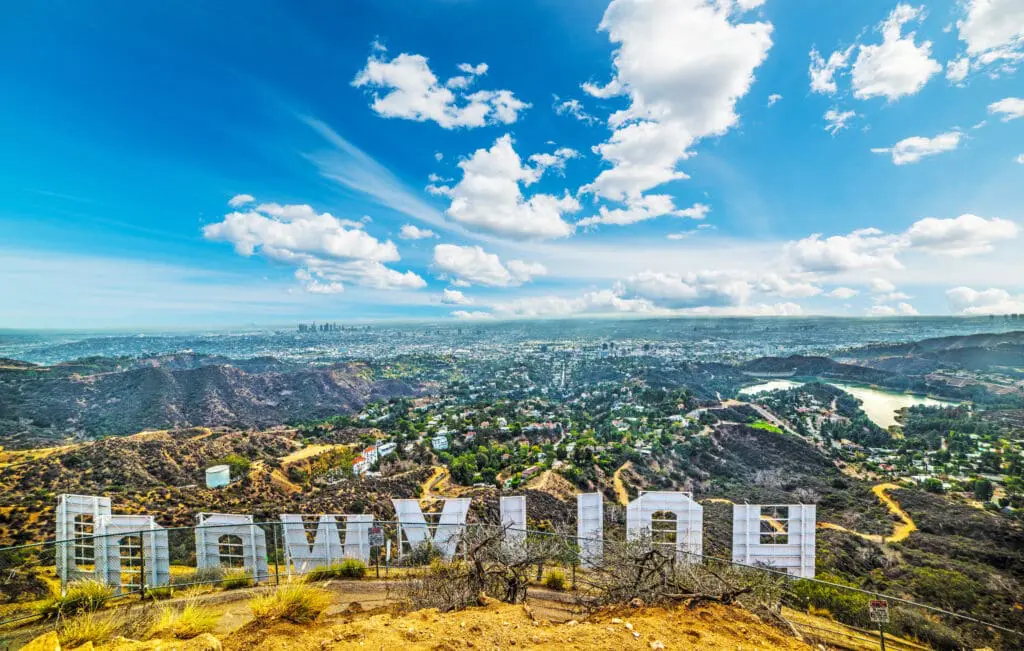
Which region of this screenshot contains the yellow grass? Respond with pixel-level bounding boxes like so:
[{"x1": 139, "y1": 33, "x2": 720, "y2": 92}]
[{"x1": 612, "y1": 461, "x2": 632, "y2": 506}]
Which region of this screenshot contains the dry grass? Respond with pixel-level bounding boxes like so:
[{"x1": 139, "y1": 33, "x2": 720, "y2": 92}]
[
  {"x1": 57, "y1": 611, "x2": 121, "y2": 648},
  {"x1": 250, "y1": 583, "x2": 333, "y2": 625},
  {"x1": 148, "y1": 600, "x2": 220, "y2": 640}
]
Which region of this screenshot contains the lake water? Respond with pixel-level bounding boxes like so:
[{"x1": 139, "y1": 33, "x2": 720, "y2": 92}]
[{"x1": 739, "y1": 380, "x2": 960, "y2": 428}]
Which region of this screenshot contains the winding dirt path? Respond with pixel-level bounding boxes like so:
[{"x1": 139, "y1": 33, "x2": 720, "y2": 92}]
[
  {"x1": 817, "y1": 483, "x2": 916, "y2": 544},
  {"x1": 702, "y1": 483, "x2": 916, "y2": 544},
  {"x1": 612, "y1": 461, "x2": 632, "y2": 505}
]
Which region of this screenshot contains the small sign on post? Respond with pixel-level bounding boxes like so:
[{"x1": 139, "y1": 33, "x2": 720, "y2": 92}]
[
  {"x1": 369, "y1": 526, "x2": 384, "y2": 578},
  {"x1": 869, "y1": 600, "x2": 889, "y2": 624},
  {"x1": 870, "y1": 599, "x2": 889, "y2": 651},
  {"x1": 368, "y1": 527, "x2": 384, "y2": 548}
]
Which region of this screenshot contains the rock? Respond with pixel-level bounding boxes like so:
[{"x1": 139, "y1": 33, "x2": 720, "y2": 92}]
[
  {"x1": 625, "y1": 622, "x2": 634, "y2": 631},
  {"x1": 611, "y1": 618, "x2": 623, "y2": 624},
  {"x1": 22, "y1": 631, "x2": 61, "y2": 651},
  {"x1": 182, "y1": 633, "x2": 221, "y2": 651},
  {"x1": 629, "y1": 598, "x2": 645, "y2": 609},
  {"x1": 650, "y1": 642, "x2": 666, "y2": 650}
]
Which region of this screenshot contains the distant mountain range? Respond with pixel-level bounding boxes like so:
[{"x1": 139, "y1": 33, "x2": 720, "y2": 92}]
[{"x1": 0, "y1": 353, "x2": 416, "y2": 448}]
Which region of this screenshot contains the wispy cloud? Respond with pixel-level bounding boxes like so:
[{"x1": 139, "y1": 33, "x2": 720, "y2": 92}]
[{"x1": 301, "y1": 116, "x2": 464, "y2": 237}]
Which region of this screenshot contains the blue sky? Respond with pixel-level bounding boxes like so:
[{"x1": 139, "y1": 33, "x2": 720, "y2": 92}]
[{"x1": 1, "y1": 0, "x2": 1023, "y2": 328}]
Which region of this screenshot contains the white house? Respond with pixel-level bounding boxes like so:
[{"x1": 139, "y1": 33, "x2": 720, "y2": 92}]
[{"x1": 432, "y1": 435, "x2": 449, "y2": 451}]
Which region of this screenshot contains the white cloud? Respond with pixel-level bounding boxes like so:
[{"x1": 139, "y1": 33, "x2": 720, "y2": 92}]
[
  {"x1": 809, "y1": 46, "x2": 853, "y2": 94},
  {"x1": 553, "y1": 96, "x2": 598, "y2": 125},
  {"x1": 947, "y1": 286, "x2": 1024, "y2": 314},
  {"x1": 824, "y1": 108, "x2": 857, "y2": 135},
  {"x1": 203, "y1": 198, "x2": 426, "y2": 292},
  {"x1": 867, "y1": 302, "x2": 919, "y2": 316},
  {"x1": 828, "y1": 287, "x2": 859, "y2": 299},
  {"x1": 442, "y1": 135, "x2": 578, "y2": 239},
  {"x1": 786, "y1": 215, "x2": 1018, "y2": 274},
  {"x1": 432, "y1": 243, "x2": 546, "y2": 287},
  {"x1": 757, "y1": 273, "x2": 823, "y2": 298},
  {"x1": 303, "y1": 118, "x2": 455, "y2": 235},
  {"x1": 578, "y1": 197, "x2": 708, "y2": 227},
  {"x1": 870, "y1": 130, "x2": 962, "y2": 165},
  {"x1": 988, "y1": 97, "x2": 1024, "y2": 121},
  {"x1": 451, "y1": 310, "x2": 494, "y2": 320},
  {"x1": 945, "y1": 56, "x2": 970, "y2": 83},
  {"x1": 352, "y1": 48, "x2": 529, "y2": 129},
  {"x1": 904, "y1": 214, "x2": 1019, "y2": 256},
  {"x1": 203, "y1": 203, "x2": 398, "y2": 263},
  {"x1": 295, "y1": 269, "x2": 344, "y2": 294},
  {"x1": 1016, "y1": 153, "x2": 1024, "y2": 164},
  {"x1": 227, "y1": 194, "x2": 255, "y2": 208},
  {"x1": 487, "y1": 288, "x2": 659, "y2": 319},
  {"x1": 786, "y1": 228, "x2": 902, "y2": 273},
  {"x1": 869, "y1": 277, "x2": 897, "y2": 293},
  {"x1": 767, "y1": 93, "x2": 783, "y2": 107},
  {"x1": 956, "y1": 0, "x2": 1024, "y2": 68},
  {"x1": 528, "y1": 147, "x2": 580, "y2": 175},
  {"x1": 441, "y1": 288, "x2": 473, "y2": 305},
  {"x1": 851, "y1": 4, "x2": 942, "y2": 101},
  {"x1": 506, "y1": 259, "x2": 548, "y2": 283},
  {"x1": 623, "y1": 270, "x2": 751, "y2": 307},
  {"x1": 581, "y1": 0, "x2": 773, "y2": 203},
  {"x1": 399, "y1": 224, "x2": 437, "y2": 240}
]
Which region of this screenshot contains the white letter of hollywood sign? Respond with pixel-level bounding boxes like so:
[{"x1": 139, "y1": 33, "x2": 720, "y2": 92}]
[{"x1": 56, "y1": 492, "x2": 817, "y2": 591}]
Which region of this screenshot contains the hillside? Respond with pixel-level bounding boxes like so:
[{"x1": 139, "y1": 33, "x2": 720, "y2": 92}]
[
  {"x1": 0, "y1": 354, "x2": 417, "y2": 448},
  {"x1": 846, "y1": 330, "x2": 1024, "y2": 372}
]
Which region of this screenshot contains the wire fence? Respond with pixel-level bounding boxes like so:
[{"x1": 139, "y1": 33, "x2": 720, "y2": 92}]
[{"x1": 1, "y1": 520, "x2": 1021, "y2": 650}]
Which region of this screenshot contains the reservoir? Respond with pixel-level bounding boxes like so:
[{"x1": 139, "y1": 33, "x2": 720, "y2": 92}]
[{"x1": 739, "y1": 380, "x2": 959, "y2": 428}]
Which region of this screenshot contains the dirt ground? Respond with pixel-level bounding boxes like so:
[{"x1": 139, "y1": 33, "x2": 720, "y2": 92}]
[{"x1": 222, "y1": 598, "x2": 814, "y2": 651}]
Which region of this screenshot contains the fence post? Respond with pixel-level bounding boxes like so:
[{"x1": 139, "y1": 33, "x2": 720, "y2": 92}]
[
  {"x1": 138, "y1": 530, "x2": 146, "y2": 601},
  {"x1": 273, "y1": 522, "x2": 281, "y2": 586}
]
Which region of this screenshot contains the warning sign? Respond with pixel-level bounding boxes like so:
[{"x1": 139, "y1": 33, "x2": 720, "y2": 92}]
[
  {"x1": 369, "y1": 526, "x2": 384, "y2": 547},
  {"x1": 869, "y1": 600, "x2": 889, "y2": 624}
]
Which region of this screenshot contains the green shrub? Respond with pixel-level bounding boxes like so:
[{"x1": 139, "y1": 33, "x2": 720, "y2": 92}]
[
  {"x1": 305, "y1": 558, "x2": 367, "y2": 582},
  {"x1": 788, "y1": 573, "x2": 871, "y2": 628},
  {"x1": 889, "y1": 608, "x2": 963, "y2": 651},
  {"x1": 250, "y1": 584, "x2": 332, "y2": 624},
  {"x1": 37, "y1": 579, "x2": 115, "y2": 620},
  {"x1": 543, "y1": 569, "x2": 567, "y2": 591},
  {"x1": 145, "y1": 586, "x2": 174, "y2": 600},
  {"x1": 221, "y1": 569, "x2": 254, "y2": 590}
]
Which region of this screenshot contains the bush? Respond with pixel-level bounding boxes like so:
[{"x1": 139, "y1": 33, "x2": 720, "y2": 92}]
[
  {"x1": 305, "y1": 558, "x2": 367, "y2": 582},
  {"x1": 221, "y1": 569, "x2": 254, "y2": 590},
  {"x1": 250, "y1": 584, "x2": 333, "y2": 624},
  {"x1": 788, "y1": 573, "x2": 871, "y2": 628},
  {"x1": 145, "y1": 586, "x2": 174, "y2": 600},
  {"x1": 543, "y1": 569, "x2": 567, "y2": 591},
  {"x1": 38, "y1": 579, "x2": 115, "y2": 620},
  {"x1": 148, "y1": 601, "x2": 219, "y2": 640},
  {"x1": 889, "y1": 608, "x2": 962, "y2": 651},
  {"x1": 400, "y1": 542, "x2": 442, "y2": 567},
  {"x1": 58, "y1": 612, "x2": 121, "y2": 647},
  {"x1": 170, "y1": 566, "x2": 224, "y2": 588}
]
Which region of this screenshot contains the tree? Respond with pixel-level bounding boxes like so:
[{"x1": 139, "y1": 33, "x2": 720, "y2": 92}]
[
  {"x1": 922, "y1": 478, "x2": 945, "y2": 494},
  {"x1": 972, "y1": 478, "x2": 994, "y2": 501}
]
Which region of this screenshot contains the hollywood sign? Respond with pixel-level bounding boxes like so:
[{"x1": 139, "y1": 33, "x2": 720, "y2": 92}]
[{"x1": 55, "y1": 492, "x2": 815, "y2": 592}]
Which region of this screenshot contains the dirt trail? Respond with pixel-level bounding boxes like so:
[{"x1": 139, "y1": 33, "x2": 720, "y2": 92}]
[
  {"x1": 817, "y1": 483, "x2": 916, "y2": 544},
  {"x1": 420, "y1": 466, "x2": 449, "y2": 501},
  {"x1": 703, "y1": 483, "x2": 916, "y2": 544},
  {"x1": 611, "y1": 461, "x2": 632, "y2": 506}
]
